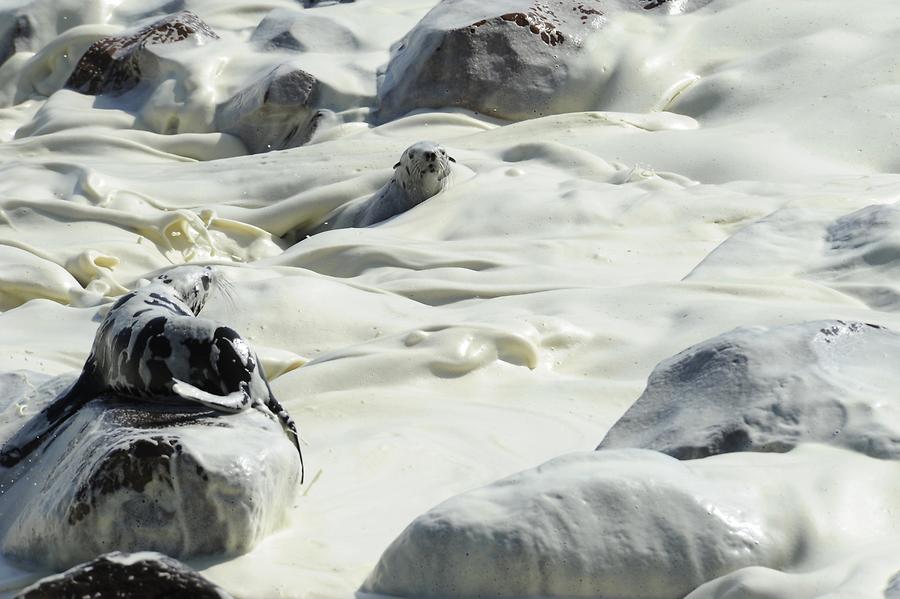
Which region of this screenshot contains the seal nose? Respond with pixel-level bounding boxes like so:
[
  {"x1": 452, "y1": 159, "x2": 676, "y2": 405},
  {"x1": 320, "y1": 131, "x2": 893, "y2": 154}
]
[{"x1": 426, "y1": 152, "x2": 436, "y2": 161}]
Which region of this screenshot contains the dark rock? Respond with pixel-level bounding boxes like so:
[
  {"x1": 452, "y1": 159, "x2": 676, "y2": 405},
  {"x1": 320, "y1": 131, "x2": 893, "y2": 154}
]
[
  {"x1": 250, "y1": 8, "x2": 360, "y2": 52},
  {"x1": 16, "y1": 551, "x2": 232, "y2": 599},
  {"x1": 64, "y1": 10, "x2": 219, "y2": 96},
  {"x1": 0, "y1": 392, "x2": 300, "y2": 569},
  {"x1": 598, "y1": 320, "x2": 900, "y2": 460},
  {"x1": 214, "y1": 63, "x2": 329, "y2": 153},
  {"x1": 302, "y1": 0, "x2": 356, "y2": 7}
]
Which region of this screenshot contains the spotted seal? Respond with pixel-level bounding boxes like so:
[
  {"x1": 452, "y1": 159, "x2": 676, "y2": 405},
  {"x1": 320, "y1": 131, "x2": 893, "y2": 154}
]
[
  {"x1": 311, "y1": 141, "x2": 456, "y2": 233},
  {"x1": 0, "y1": 265, "x2": 303, "y2": 481}
]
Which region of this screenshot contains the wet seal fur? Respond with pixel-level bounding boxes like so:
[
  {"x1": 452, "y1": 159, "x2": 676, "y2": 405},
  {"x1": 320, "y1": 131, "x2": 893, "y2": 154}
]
[
  {"x1": 0, "y1": 266, "x2": 303, "y2": 481},
  {"x1": 311, "y1": 141, "x2": 456, "y2": 232}
]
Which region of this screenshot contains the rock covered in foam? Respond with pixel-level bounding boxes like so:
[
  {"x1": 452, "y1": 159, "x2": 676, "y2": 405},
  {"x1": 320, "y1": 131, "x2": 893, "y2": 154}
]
[
  {"x1": 687, "y1": 203, "x2": 900, "y2": 293},
  {"x1": 302, "y1": 0, "x2": 356, "y2": 7},
  {"x1": 0, "y1": 394, "x2": 299, "y2": 569},
  {"x1": 642, "y1": 0, "x2": 713, "y2": 14},
  {"x1": 0, "y1": 11, "x2": 33, "y2": 67},
  {"x1": 686, "y1": 552, "x2": 900, "y2": 599},
  {"x1": 815, "y1": 204, "x2": 900, "y2": 304},
  {"x1": 0, "y1": 0, "x2": 126, "y2": 68},
  {"x1": 375, "y1": 0, "x2": 709, "y2": 122},
  {"x1": 64, "y1": 10, "x2": 219, "y2": 96},
  {"x1": 365, "y1": 441, "x2": 900, "y2": 599},
  {"x1": 214, "y1": 63, "x2": 327, "y2": 154},
  {"x1": 598, "y1": 320, "x2": 900, "y2": 459},
  {"x1": 16, "y1": 551, "x2": 231, "y2": 599},
  {"x1": 363, "y1": 449, "x2": 801, "y2": 599},
  {"x1": 251, "y1": 8, "x2": 360, "y2": 53}
]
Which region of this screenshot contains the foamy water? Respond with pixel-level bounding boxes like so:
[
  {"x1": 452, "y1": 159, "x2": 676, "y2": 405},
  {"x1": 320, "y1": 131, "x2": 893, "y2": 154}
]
[{"x1": 1, "y1": 0, "x2": 900, "y2": 597}]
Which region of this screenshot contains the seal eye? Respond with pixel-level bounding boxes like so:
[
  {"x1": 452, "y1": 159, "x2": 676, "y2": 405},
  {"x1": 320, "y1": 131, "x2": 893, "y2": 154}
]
[
  {"x1": 449, "y1": 156, "x2": 457, "y2": 163},
  {"x1": 408, "y1": 152, "x2": 414, "y2": 159},
  {"x1": 393, "y1": 161, "x2": 401, "y2": 169}
]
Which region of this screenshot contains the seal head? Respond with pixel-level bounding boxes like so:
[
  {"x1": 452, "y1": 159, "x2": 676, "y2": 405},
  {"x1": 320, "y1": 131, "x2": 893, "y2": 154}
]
[
  {"x1": 151, "y1": 265, "x2": 219, "y2": 316},
  {"x1": 391, "y1": 141, "x2": 456, "y2": 203}
]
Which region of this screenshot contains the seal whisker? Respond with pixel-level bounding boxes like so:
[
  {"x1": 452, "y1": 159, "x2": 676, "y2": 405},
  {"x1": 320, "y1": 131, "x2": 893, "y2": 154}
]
[{"x1": 212, "y1": 270, "x2": 237, "y2": 314}]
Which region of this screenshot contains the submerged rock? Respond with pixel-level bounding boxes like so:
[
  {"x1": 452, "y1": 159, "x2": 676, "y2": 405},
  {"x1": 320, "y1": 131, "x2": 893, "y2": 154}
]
[
  {"x1": 642, "y1": 0, "x2": 713, "y2": 14},
  {"x1": 302, "y1": 0, "x2": 356, "y2": 7},
  {"x1": 251, "y1": 8, "x2": 360, "y2": 52},
  {"x1": 375, "y1": 0, "x2": 709, "y2": 122},
  {"x1": 687, "y1": 203, "x2": 900, "y2": 311},
  {"x1": 16, "y1": 551, "x2": 232, "y2": 599},
  {"x1": 214, "y1": 63, "x2": 327, "y2": 153},
  {"x1": 598, "y1": 320, "x2": 900, "y2": 459},
  {"x1": 64, "y1": 10, "x2": 219, "y2": 96},
  {"x1": 0, "y1": 12, "x2": 33, "y2": 67},
  {"x1": 115, "y1": 1, "x2": 190, "y2": 22},
  {"x1": 0, "y1": 393, "x2": 299, "y2": 570}
]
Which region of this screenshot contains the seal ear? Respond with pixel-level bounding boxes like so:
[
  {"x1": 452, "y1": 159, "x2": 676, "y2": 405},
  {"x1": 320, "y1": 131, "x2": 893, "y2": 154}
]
[
  {"x1": 393, "y1": 161, "x2": 401, "y2": 169},
  {"x1": 171, "y1": 379, "x2": 249, "y2": 413},
  {"x1": 448, "y1": 156, "x2": 457, "y2": 163}
]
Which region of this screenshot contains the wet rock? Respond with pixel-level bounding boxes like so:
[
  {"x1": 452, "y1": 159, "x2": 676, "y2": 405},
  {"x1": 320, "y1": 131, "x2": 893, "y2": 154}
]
[
  {"x1": 64, "y1": 10, "x2": 219, "y2": 96},
  {"x1": 363, "y1": 449, "x2": 803, "y2": 599},
  {"x1": 16, "y1": 551, "x2": 232, "y2": 599},
  {"x1": 598, "y1": 320, "x2": 900, "y2": 459},
  {"x1": 251, "y1": 8, "x2": 359, "y2": 52},
  {"x1": 375, "y1": 0, "x2": 707, "y2": 122},
  {"x1": 0, "y1": 393, "x2": 300, "y2": 570},
  {"x1": 214, "y1": 63, "x2": 328, "y2": 153}
]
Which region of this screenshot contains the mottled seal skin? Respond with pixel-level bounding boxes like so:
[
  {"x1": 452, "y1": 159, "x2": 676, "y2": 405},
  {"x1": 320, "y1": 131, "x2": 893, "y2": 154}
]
[
  {"x1": 313, "y1": 141, "x2": 456, "y2": 232},
  {"x1": 0, "y1": 266, "x2": 303, "y2": 481}
]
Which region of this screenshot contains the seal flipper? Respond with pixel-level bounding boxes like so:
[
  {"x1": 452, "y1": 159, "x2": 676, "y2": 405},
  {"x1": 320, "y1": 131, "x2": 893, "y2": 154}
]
[
  {"x1": 171, "y1": 379, "x2": 250, "y2": 413},
  {"x1": 262, "y1": 389, "x2": 304, "y2": 484},
  {"x1": 0, "y1": 363, "x2": 100, "y2": 468}
]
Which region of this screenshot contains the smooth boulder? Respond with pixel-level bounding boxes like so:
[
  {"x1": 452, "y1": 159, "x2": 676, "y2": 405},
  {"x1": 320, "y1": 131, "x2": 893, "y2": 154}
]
[
  {"x1": 16, "y1": 551, "x2": 232, "y2": 599},
  {"x1": 375, "y1": 0, "x2": 710, "y2": 122},
  {"x1": 214, "y1": 63, "x2": 327, "y2": 153},
  {"x1": 598, "y1": 320, "x2": 900, "y2": 459},
  {"x1": 362, "y1": 450, "x2": 828, "y2": 599},
  {"x1": 0, "y1": 393, "x2": 300, "y2": 570}
]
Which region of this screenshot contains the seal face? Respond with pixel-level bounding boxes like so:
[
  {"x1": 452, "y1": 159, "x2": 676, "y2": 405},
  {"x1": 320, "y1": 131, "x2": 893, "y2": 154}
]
[
  {"x1": 313, "y1": 141, "x2": 456, "y2": 232},
  {"x1": 390, "y1": 141, "x2": 456, "y2": 206},
  {"x1": 0, "y1": 266, "x2": 304, "y2": 481}
]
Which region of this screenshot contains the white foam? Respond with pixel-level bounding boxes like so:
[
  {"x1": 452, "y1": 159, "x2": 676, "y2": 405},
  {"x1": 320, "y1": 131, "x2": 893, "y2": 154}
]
[{"x1": 1, "y1": 0, "x2": 900, "y2": 597}]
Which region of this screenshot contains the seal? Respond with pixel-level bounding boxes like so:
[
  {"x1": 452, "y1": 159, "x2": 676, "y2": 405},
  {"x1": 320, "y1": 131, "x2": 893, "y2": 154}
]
[
  {"x1": 312, "y1": 141, "x2": 456, "y2": 232},
  {"x1": 0, "y1": 265, "x2": 304, "y2": 481}
]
